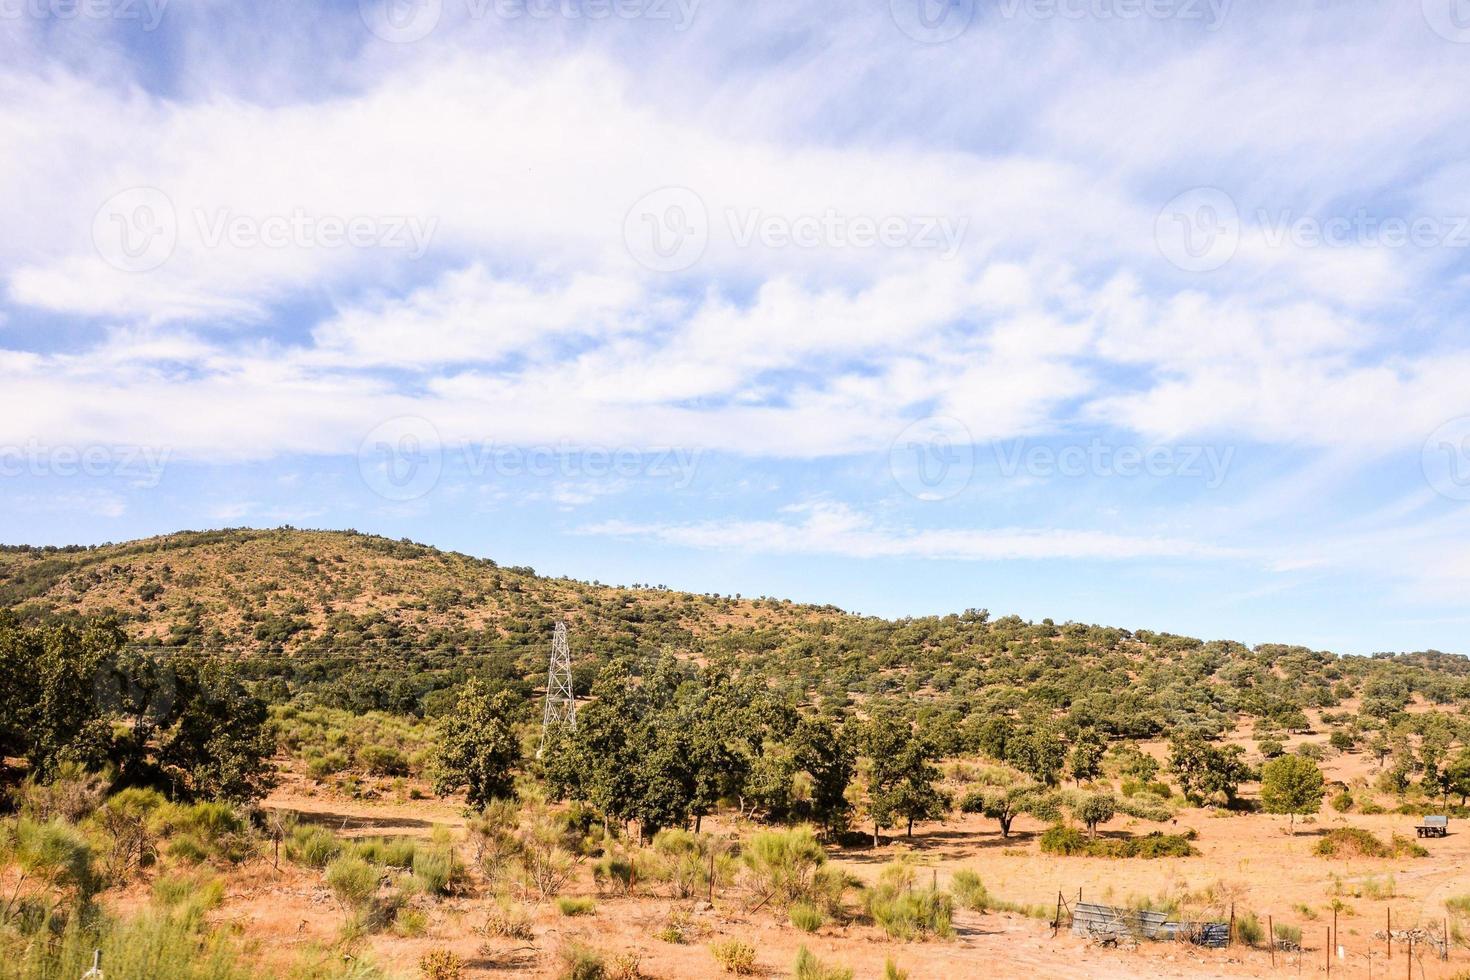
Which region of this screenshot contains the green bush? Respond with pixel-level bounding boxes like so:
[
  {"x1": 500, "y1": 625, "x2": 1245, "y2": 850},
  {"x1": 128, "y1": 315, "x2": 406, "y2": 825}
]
[
  {"x1": 793, "y1": 945, "x2": 853, "y2": 980},
  {"x1": 557, "y1": 941, "x2": 606, "y2": 980},
  {"x1": 356, "y1": 744, "x2": 406, "y2": 776},
  {"x1": 557, "y1": 896, "x2": 596, "y2": 916},
  {"x1": 1274, "y1": 922, "x2": 1302, "y2": 948},
  {"x1": 592, "y1": 851, "x2": 643, "y2": 896},
  {"x1": 865, "y1": 865, "x2": 953, "y2": 941},
  {"x1": 286, "y1": 825, "x2": 341, "y2": 868},
  {"x1": 950, "y1": 870, "x2": 989, "y2": 911},
  {"x1": 1313, "y1": 828, "x2": 1425, "y2": 859},
  {"x1": 412, "y1": 845, "x2": 459, "y2": 896},
  {"x1": 166, "y1": 835, "x2": 209, "y2": 864},
  {"x1": 9, "y1": 906, "x2": 252, "y2": 980},
  {"x1": 151, "y1": 872, "x2": 225, "y2": 925},
  {"x1": 789, "y1": 901, "x2": 824, "y2": 932},
  {"x1": 325, "y1": 855, "x2": 380, "y2": 914},
  {"x1": 1039, "y1": 824, "x2": 1196, "y2": 858},
  {"x1": 741, "y1": 826, "x2": 833, "y2": 909},
  {"x1": 1235, "y1": 910, "x2": 1264, "y2": 947},
  {"x1": 709, "y1": 938, "x2": 757, "y2": 974},
  {"x1": 6, "y1": 818, "x2": 98, "y2": 897},
  {"x1": 1038, "y1": 825, "x2": 1088, "y2": 856},
  {"x1": 350, "y1": 837, "x2": 417, "y2": 869},
  {"x1": 1331, "y1": 792, "x2": 1353, "y2": 813}
]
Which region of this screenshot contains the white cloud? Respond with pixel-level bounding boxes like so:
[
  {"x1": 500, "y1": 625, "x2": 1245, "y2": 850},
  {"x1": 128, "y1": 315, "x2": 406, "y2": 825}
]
[{"x1": 580, "y1": 501, "x2": 1244, "y2": 562}]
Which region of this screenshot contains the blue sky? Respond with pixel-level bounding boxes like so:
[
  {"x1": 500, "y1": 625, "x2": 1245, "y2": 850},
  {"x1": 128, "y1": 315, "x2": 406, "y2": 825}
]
[{"x1": 3, "y1": 0, "x2": 1470, "y2": 654}]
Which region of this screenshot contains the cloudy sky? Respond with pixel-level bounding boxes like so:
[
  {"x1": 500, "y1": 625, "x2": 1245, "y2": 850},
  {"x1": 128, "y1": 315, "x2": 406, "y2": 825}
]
[{"x1": 3, "y1": 0, "x2": 1470, "y2": 654}]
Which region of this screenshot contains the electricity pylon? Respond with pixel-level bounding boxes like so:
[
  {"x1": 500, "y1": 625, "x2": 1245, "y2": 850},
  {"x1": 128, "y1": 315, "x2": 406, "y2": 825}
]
[{"x1": 540, "y1": 621, "x2": 577, "y2": 751}]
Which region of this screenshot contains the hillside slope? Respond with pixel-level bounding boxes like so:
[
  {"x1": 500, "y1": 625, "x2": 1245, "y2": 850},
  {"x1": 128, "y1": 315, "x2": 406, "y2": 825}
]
[{"x1": 1, "y1": 529, "x2": 1465, "y2": 728}]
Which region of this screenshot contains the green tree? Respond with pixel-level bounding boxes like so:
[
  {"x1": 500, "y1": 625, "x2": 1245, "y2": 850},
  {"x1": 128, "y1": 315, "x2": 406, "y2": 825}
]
[
  {"x1": 959, "y1": 784, "x2": 1057, "y2": 839},
  {"x1": 1259, "y1": 755, "x2": 1326, "y2": 832},
  {"x1": 150, "y1": 656, "x2": 277, "y2": 803},
  {"x1": 788, "y1": 715, "x2": 856, "y2": 837},
  {"x1": 892, "y1": 736, "x2": 949, "y2": 837},
  {"x1": 1067, "y1": 731, "x2": 1106, "y2": 786},
  {"x1": 1445, "y1": 748, "x2": 1470, "y2": 807},
  {"x1": 1075, "y1": 792, "x2": 1117, "y2": 840},
  {"x1": 857, "y1": 706, "x2": 944, "y2": 845},
  {"x1": 1167, "y1": 734, "x2": 1250, "y2": 806},
  {"x1": 434, "y1": 679, "x2": 522, "y2": 808},
  {"x1": 1006, "y1": 725, "x2": 1066, "y2": 787}
]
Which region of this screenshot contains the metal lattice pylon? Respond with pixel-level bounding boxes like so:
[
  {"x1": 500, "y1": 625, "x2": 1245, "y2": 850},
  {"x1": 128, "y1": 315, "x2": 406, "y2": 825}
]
[{"x1": 541, "y1": 621, "x2": 577, "y2": 738}]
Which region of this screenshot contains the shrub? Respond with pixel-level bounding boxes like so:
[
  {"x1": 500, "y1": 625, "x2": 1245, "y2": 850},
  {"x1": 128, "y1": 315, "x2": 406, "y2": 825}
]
[
  {"x1": 648, "y1": 828, "x2": 733, "y2": 899},
  {"x1": 1274, "y1": 922, "x2": 1302, "y2": 948},
  {"x1": 709, "y1": 938, "x2": 757, "y2": 975},
  {"x1": 166, "y1": 835, "x2": 209, "y2": 864},
  {"x1": 1389, "y1": 834, "x2": 1429, "y2": 858},
  {"x1": 358, "y1": 744, "x2": 407, "y2": 776},
  {"x1": 286, "y1": 825, "x2": 341, "y2": 868},
  {"x1": 482, "y1": 893, "x2": 534, "y2": 939},
  {"x1": 326, "y1": 855, "x2": 380, "y2": 915},
  {"x1": 1038, "y1": 825, "x2": 1088, "y2": 856},
  {"x1": 865, "y1": 865, "x2": 953, "y2": 941},
  {"x1": 557, "y1": 896, "x2": 596, "y2": 916},
  {"x1": 1313, "y1": 828, "x2": 1426, "y2": 859},
  {"x1": 394, "y1": 907, "x2": 429, "y2": 937},
  {"x1": 789, "y1": 901, "x2": 824, "y2": 932},
  {"x1": 6, "y1": 818, "x2": 99, "y2": 905},
  {"x1": 10, "y1": 904, "x2": 252, "y2": 980},
  {"x1": 950, "y1": 870, "x2": 989, "y2": 911},
  {"x1": 413, "y1": 844, "x2": 461, "y2": 896},
  {"x1": 419, "y1": 949, "x2": 465, "y2": 980},
  {"x1": 741, "y1": 826, "x2": 832, "y2": 909},
  {"x1": 656, "y1": 906, "x2": 694, "y2": 944},
  {"x1": 606, "y1": 953, "x2": 643, "y2": 980},
  {"x1": 1361, "y1": 875, "x2": 1396, "y2": 900},
  {"x1": 1331, "y1": 792, "x2": 1353, "y2": 813},
  {"x1": 592, "y1": 851, "x2": 644, "y2": 897},
  {"x1": 1039, "y1": 824, "x2": 1196, "y2": 858},
  {"x1": 793, "y1": 945, "x2": 853, "y2": 980},
  {"x1": 558, "y1": 942, "x2": 606, "y2": 980},
  {"x1": 512, "y1": 804, "x2": 579, "y2": 900},
  {"x1": 351, "y1": 837, "x2": 417, "y2": 869},
  {"x1": 150, "y1": 872, "x2": 225, "y2": 925},
  {"x1": 883, "y1": 960, "x2": 909, "y2": 980},
  {"x1": 1235, "y1": 910, "x2": 1264, "y2": 947}
]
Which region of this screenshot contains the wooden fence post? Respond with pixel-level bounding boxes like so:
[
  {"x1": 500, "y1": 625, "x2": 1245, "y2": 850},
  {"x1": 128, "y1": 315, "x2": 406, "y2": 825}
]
[
  {"x1": 1267, "y1": 915, "x2": 1276, "y2": 967},
  {"x1": 1326, "y1": 927, "x2": 1331, "y2": 976}
]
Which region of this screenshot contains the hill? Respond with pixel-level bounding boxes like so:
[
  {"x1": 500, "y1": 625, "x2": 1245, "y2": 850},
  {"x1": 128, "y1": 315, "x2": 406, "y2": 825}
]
[{"x1": 1, "y1": 528, "x2": 1466, "y2": 731}]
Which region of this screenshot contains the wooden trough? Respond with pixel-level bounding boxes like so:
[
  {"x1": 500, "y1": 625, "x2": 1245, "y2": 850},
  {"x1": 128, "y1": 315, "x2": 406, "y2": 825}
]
[{"x1": 1071, "y1": 902, "x2": 1230, "y2": 948}]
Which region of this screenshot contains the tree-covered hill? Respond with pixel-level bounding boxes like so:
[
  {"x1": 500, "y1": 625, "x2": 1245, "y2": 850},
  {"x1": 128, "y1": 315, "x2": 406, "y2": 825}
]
[{"x1": 1, "y1": 528, "x2": 1465, "y2": 735}]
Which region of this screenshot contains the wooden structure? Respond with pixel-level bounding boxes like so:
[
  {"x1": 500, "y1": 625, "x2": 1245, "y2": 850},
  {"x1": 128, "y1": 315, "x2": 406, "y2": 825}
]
[
  {"x1": 1071, "y1": 902, "x2": 1229, "y2": 948},
  {"x1": 1416, "y1": 814, "x2": 1448, "y2": 838}
]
